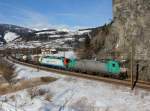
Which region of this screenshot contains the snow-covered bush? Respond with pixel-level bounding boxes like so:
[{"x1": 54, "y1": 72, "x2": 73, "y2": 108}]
[{"x1": 27, "y1": 87, "x2": 48, "y2": 99}]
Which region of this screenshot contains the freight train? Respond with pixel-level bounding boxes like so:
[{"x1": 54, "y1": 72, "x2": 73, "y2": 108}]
[
  {"x1": 12, "y1": 54, "x2": 127, "y2": 79},
  {"x1": 39, "y1": 56, "x2": 127, "y2": 79}
]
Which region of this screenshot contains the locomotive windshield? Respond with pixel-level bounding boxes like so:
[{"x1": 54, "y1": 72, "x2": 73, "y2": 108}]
[{"x1": 112, "y1": 64, "x2": 116, "y2": 67}]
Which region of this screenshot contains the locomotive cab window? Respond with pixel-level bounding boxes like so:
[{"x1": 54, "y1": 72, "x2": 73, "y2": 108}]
[
  {"x1": 112, "y1": 64, "x2": 116, "y2": 67},
  {"x1": 65, "y1": 59, "x2": 69, "y2": 63},
  {"x1": 66, "y1": 59, "x2": 69, "y2": 63}
]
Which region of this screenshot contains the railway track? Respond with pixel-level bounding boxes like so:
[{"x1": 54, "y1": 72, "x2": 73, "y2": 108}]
[{"x1": 8, "y1": 57, "x2": 150, "y2": 91}]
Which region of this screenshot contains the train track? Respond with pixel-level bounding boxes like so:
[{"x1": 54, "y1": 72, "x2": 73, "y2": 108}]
[
  {"x1": 8, "y1": 57, "x2": 150, "y2": 91},
  {"x1": 126, "y1": 79, "x2": 150, "y2": 85}
]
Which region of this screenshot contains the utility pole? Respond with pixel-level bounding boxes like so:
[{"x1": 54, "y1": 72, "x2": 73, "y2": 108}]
[
  {"x1": 64, "y1": 51, "x2": 65, "y2": 57},
  {"x1": 131, "y1": 40, "x2": 134, "y2": 90},
  {"x1": 36, "y1": 47, "x2": 40, "y2": 71},
  {"x1": 130, "y1": 18, "x2": 136, "y2": 90}
]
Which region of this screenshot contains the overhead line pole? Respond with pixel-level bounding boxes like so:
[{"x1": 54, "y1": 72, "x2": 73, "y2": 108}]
[{"x1": 131, "y1": 40, "x2": 134, "y2": 90}]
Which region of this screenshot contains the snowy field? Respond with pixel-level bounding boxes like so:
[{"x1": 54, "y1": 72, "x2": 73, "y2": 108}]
[{"x1": 0, "y1": 62, "x2": 150, "y2": 111}]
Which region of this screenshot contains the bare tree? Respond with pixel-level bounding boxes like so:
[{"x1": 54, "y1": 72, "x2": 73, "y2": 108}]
[{"x1": 0, "y1": 59, "x2": 16, "y2": 85}]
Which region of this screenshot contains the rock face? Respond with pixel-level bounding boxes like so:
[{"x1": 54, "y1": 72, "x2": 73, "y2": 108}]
[
  {"x1": 113, "y1": 0, "x2": 150, "y2": 59},
  {"x1": 113, "y1": 0, "x2": 150, "y2": 81},
  {"x1": 77, "y1": 0, "x2": 150, "y2": 81}
]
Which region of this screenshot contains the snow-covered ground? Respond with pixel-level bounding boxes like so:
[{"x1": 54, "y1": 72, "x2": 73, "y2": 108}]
[
  {"x1": 14, "y1": 64, "x2": 65, "y2": 80},
  {"x1": 0, "y1": 62, "x2": 150, "y2": 111}
]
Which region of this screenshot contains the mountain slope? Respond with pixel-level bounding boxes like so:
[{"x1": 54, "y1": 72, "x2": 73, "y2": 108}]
[
  {"x1": 0, "y1": 24, "x2": 92, "y2": 49},
  {"x1": 4, "y1": 32, "x2": 19, "y2": 43},
  {"x1": 0, "y1": 24, "x2": 34, "y2": 43}
]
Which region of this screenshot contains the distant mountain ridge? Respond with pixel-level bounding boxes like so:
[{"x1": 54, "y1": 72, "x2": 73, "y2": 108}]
[
  {"x1": 0, "y1": 24, "x2": 34, "y2": 43},
  {"x1": 0, "y1": 24, "x2": 93, "y2": 44}
]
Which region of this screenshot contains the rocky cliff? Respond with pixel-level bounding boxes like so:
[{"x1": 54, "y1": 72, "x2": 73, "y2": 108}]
[
  {"x1": 114, "y1": 0, "x2": 150, "y2": 81},
  {"x1": 113, "y1": 0, "x2": 150, "y2": 59},
  {"x1": 77, "y1": 0, "x2": 150, "y2": 81}
]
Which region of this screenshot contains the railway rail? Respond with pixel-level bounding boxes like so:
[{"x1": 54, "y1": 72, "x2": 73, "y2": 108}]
[{"x1": 7, "y1": 56, "x2": 150, "y2": 91}]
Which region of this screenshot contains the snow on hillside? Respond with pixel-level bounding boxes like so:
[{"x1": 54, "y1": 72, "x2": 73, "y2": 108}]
[
  {"x1": 57, "y1": 28, "x2": 70, "y2": 32},
  {"x1": 4, "y1": 32, "x2": 19, "y2": 43},
  {"x1": 36, "y1": 31, "x2": 56, "y2": 35},
  {"x1": 77, "y1": 30, "x2": 91, "y2": 35},
  {"x1": 4, "y1": 28, "x2": 92, "y2": 49},
  {"x1": 36, "y1": 28, "x2": 91, "y2": 37},
  {"x1": 49, "y1": 35, "x2": 61, "y2": 38},
  {"x1": 14, "y1": 63, "x2": 65, "y2": 80}
]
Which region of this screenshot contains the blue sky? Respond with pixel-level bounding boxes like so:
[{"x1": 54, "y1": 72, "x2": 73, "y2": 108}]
[{"x1": 0, "y1": 0, "x2": 112, "y2": 30}]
